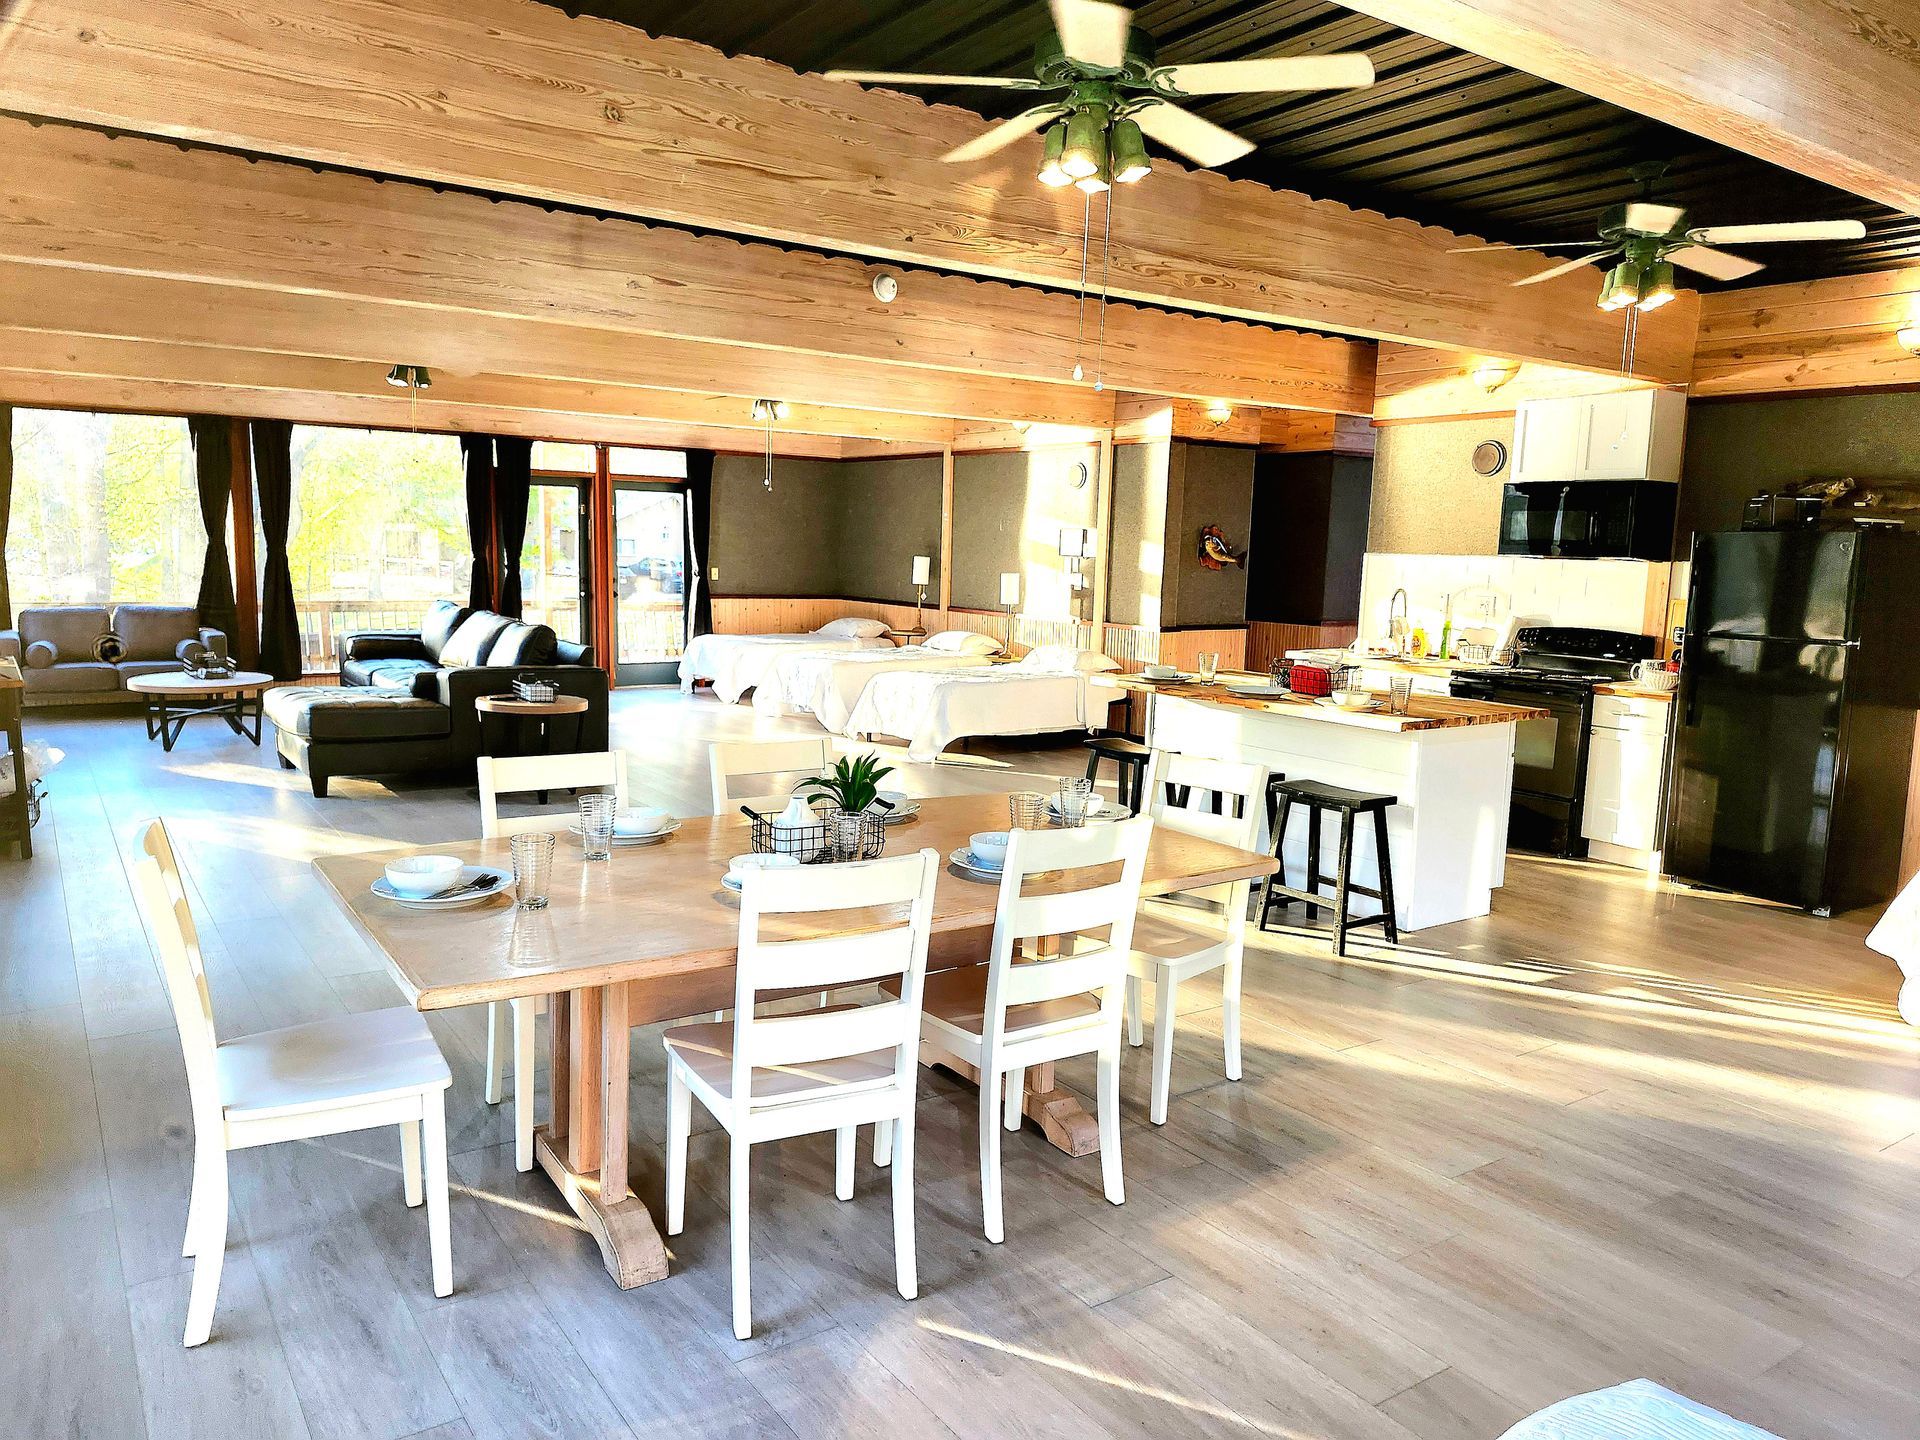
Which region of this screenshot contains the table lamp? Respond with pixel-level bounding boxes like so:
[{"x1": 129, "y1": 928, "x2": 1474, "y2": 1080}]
[
  {"x1": 1000, "y1": 571, "x2": 1020, "y2": 639},
  {"x1": 911, "y1": 555, "x2": 931, "y2": 628}
]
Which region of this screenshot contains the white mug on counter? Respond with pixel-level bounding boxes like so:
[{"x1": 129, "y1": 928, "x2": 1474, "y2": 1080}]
[{"x1": 1630, "y1": 659, "x2": 1680, "y2": 691}]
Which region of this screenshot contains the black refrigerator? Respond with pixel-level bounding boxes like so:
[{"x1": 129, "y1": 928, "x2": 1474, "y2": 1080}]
[{"x1": 1665, "y1": 528, "x2": 1920, "y2": 914}]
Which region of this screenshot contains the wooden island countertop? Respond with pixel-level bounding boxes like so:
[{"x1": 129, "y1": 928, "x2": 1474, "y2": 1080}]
[{"x1": 1113, "y1": 673, "x2": 1548, "y2": 732}]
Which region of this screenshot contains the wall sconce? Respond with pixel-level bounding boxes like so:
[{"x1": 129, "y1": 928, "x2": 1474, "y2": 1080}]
[
  {"x1": 1898, "y1": 324, "x2": 1920, "y2": 356},
  {"x1": 1471, "y1": 358, "x2": 1520, "y2": 393},
  {"x1": 385, "y1": 363, "x2": 431, "y2": 391},
  {"x1": 1204, "y1": 399, "x2": 1234, "y2": 426}
]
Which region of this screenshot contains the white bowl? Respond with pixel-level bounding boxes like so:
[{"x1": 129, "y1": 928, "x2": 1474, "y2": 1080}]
[
  {"x1": 1331, "y1": 689, "x2": 1372, "y2": 710},
  {"x1": 384, "y1": 854, "x2": 463, "y2": 899},
  {"x1": 1142, "y1": 664, "x2": 1177, "y2": 680},
  {"x1": 727, "y1": 852, "x2": 802, "y2": 880},
  {"x1": 614, "y1": 805, "x2": 671, "y2": 837},
  {"x1": 969, "y1": 831, "x2": 1010, "y2": 869}
]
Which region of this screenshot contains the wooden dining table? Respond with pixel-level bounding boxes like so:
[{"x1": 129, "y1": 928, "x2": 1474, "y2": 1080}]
[{"x1": 312, "y1": 791, "x2": 1278, "y2": 1290}]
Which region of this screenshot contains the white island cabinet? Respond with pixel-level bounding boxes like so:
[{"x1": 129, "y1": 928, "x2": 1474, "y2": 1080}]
[{"x1": 1132, "y1": 685, "x2": 1545, "y2": 932}]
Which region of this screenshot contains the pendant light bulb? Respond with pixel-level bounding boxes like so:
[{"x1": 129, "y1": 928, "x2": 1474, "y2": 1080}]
[
  {"x1": 1109, "y1": 118, "x2": 1151, "y2": 184},
  {"x1": 1060, "y1": 106, "x2": 1106, "y2": 181},
  {"x1": 1075, "y1": 159, "x2": 1112, "y2": 196},
  {"x1": 1037, "y1": 122, "x2": 1072, "y2": 188},
  {"x1": 1635, "y1": 258, "x2": 1676, "y2": 312},
  {"x1": 386, "y1": 363, "x2": 409, "y2": 388},
  {"x1": 1597, "y1": 259, "x2": 1642, "y2": 313}
]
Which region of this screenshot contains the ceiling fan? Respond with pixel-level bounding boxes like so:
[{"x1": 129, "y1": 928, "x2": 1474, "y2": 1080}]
[
  {"x1": 1458, "y1": 163, "x2": 1867, "y2": 313},
  {"x1": 824, "y1": 0, "x2": 1375, "y2": 191}
]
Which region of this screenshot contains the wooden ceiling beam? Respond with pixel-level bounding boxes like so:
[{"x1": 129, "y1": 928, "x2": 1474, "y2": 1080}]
[
  {"x1": 0, "y1": 327, "x2": 957, "y2": 444},
  {"x1": 0, "y1": 121, "x2": 1374, "y2": 415},
  {"x1": 0, "y1": 0, "x2": 1694, "y2": 379},
  {"x1": 1338, "y1": 0, "x2": 1920, "y2": 217},
  {"x1": 1374, "y1": 341, "x2": 1652, "y2": 420},
  {"x1": 0, "y1": 263, "x2": 1099, "y2": 428},
  {"x1": 1691, "y1": 265, "x2": 1920, "y2": 395}
]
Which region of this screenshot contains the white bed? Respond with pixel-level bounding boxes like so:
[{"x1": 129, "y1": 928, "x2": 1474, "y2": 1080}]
[
  {"x1": 751, "y1": 635, "x2": 1000, "y2": 732},
  {"x1": 843, "y1": 650, "x2": 1124, "y2": 762},
  {"x1": 678, "y1": 627, "x2": 893, "y2": 704}
]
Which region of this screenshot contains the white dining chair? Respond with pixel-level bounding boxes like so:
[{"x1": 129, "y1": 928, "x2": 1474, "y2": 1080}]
[
  {"x1": 707, "y1": 735, "x2": 837, "y2": 814},
  {"x1": 477, "y1": 749, "x2": 629, "y2": 1171},
  {"x1": 890, "y1": 817, "x2": 1152, "y2": 1244},
  {"x1": 1124, "y1": 751, "x2": 1268, "y2": 1125},
  {"x1": 662, "y1": 847, "x2": 941, "y2": 1340},
  {"x1": 129, "y1": 818, "x2": 452, "y2": 1347}
]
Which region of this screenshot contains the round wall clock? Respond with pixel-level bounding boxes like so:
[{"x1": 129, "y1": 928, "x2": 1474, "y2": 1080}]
[{"x1": 1472, "y1": 439, "x2": 1508, "y2": 476}]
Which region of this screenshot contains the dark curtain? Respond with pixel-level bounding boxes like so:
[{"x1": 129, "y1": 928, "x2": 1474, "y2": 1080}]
[
  {"x1": 188, "y1": 417, "x2": 238, "y2": 643},
  {"x1": 249, "y1": 419, "x2": 302, "y2": 680},
  {"x1": 0, "y1": 404, "x2": 12, "y2": 631},
  {"x1": 683, "y1": 449, "x2": 715, "y2": 639},
  {"x1": 492, "y1": 436, "x2": 533, "y2": 618},
  {"x1": 461, "y1": 434, "x2": 497, "y2": 612}
]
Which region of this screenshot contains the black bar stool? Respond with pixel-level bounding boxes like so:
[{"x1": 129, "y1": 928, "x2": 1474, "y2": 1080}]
[
  {"x1": 1083, "y1": 736, "x2": 1154, "y2": 814},
  {"x1": 1259, "y1": 779, "x2": 1399, "y2": 956}
]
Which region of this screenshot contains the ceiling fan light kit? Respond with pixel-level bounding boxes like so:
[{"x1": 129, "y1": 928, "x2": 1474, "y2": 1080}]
[
  {"x1": 1038, "y1": 124, "x2": 1072, "y2": 186},
  {"x1": 1060, "y1": 103, "x2": 1108, "y2": 179},
  {"x1": 1109, "y1": 117, "x2": 1151, "y2": 184}
]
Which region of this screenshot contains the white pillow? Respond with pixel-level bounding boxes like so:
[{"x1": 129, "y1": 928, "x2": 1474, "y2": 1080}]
[
  {"x1": 815, "y1": 617, "x2": 888, "y2": 639},
  {"x1": 1020, "y1": 644, "x2": 1120, "y2": 674},
  {"x1": 923, "y1": 629, "x2": 1001, "y2": 656}
]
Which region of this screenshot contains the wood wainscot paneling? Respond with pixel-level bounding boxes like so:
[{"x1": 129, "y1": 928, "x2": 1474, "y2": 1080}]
[
  {"x1": 1246, "y1": 622, "x2": 1361, "y2": 672},
  {"x1": 1692, "y1": 267, "x2": 1920, "y2": 396}
]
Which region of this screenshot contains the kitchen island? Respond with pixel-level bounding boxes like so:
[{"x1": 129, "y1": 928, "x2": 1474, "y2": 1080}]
[{"x1": 1118, "y1": 676, "x2": 1547, "y2": 931}]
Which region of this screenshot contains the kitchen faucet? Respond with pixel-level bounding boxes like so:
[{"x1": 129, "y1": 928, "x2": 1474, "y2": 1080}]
[{"x1": 1387, "y1": 588, "x2": 1410, "y2": 655}]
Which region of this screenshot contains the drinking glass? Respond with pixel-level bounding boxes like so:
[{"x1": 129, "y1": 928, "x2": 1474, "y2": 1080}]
[
  {"x1": 1055, "y1": 776, "x2": 1093, "y2": 827},
  {"x1": 1197, "y1": 651, "x2": 1219, "y2": 685},
  {"x1": 1008, "y1": 791, "x2": 1047, "y2": 830},
  {"x1": 578, "y1": 793, "x2": 614, "y2": 861},
  {"x1": 1388, "y1": 676, "x2": 1414, "y2": 716},
  {"x1": 510, "y1": 832, "x2": 554, "y2": 910}
]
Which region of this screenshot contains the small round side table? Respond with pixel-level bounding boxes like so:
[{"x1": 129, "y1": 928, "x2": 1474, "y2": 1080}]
[{"x1": 474, "y1": 693, "x2": 590, "y2": 801}]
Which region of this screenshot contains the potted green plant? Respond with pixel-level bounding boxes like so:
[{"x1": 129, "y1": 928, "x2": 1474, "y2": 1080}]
[{"x1": 797, "y1": 753, "x2": 895, "y2": 858}]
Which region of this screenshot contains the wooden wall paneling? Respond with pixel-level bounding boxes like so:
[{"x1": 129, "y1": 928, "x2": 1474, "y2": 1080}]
[
  {"x1": 1110, "y1": 394, "x2": 1265, "y2": 446},
  {"x1": 0, "y1": 0, "x2": 1695, "y2": 379},
  {"x1": 1337, "y1": 0, "x2": 1920, "y2": 216},
  {"x1": 0, "y1": 123, "x2": 1377, "y2": 415},
  {"x1": 1245, "y1": 621, "x2": 1361, "y2": 672},
  {"x1": 1373, "y1": 342, "x2": 1655, "y2": 421},
  {"x1": 0, "y1": 261, "x2": 1113, "y2": 430},
  {"x1": 1691, "y1": 267, "x2": 1920, "y2": 396},
  {"x1": 1258, "y1": 409, "x2": 1380, "y2": 454}
]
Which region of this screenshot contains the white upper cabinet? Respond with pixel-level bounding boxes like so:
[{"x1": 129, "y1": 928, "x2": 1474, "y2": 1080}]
[{"x1": 1511, "y1": 389, "x2": 1686, "y2": 484}]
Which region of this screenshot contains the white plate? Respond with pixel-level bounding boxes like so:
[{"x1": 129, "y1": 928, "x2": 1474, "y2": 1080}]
[
  {"x1": 1224, "y1": 680, "x2": 1285, "y2": 696},
  {"x1": 1314, "y1": 696, "x2": 1381, "y2": 713},
  {"x1": 872, "y1": 799, "x2": 920, "y2": 824},
  {"x1": 1141, "y1": 671, "x2": 1191, "y2": 684},
  {"x1": 1046, "y1": 794, "x2": 1114, "y2": 821},
  {"x1": 371, "y1": 864, "x2": 511, "y2": 908},
  {"x1": 948, "y1": 846, "x2": 1004, "y2": 879},
  {"x1": 568, "y1": 817, "x2": 682, "y2": 846}
]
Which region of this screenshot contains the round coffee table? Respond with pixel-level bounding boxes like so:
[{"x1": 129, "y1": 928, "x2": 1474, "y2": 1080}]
[
  {"x1": 126, "y1": 670, "x2": 273, "y2": 753},
  {"x1": 474, "y1": 693, "x2": 590, "y2": 799}
]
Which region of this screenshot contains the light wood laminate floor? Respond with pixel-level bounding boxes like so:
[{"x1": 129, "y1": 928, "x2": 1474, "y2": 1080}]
[{"x1": 4, "y1": 688, "x2": 1917, "y2": 1439}]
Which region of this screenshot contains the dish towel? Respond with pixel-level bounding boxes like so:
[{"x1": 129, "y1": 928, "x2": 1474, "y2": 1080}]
[{"x1": 1498, "y1": 1380, "x2": 1783, "y2": 1440}]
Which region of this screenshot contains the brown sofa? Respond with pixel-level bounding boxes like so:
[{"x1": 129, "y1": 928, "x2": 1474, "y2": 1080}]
[{"x1": 0, "y1": 605, "x2": 227, "y2": 707}]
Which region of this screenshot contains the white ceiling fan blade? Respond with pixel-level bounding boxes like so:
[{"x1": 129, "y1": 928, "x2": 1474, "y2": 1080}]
[
  {"x1": 1448, "y1": 240, "x2": 1610, "y2": 253},
  {"x1": 1512, "y1": 252, "x2": 1608, "y2": 287},
  {"x1": 1154, "y1": 54, "x2": 1375, "y2": 96},
  {"x1": 941, "y1": 108, "x2": 1063, "y2": 164},
  {"x1": 1133, "y1": 103, "x2": 1255, "y2": 169},
  {"x1": 1667, "y1": 244, "x2": 1764, "y2": 281},
  {"x1": 1686, "y1": 220, "x2": 1868, "y2": 245},
  {"x1": 1051, "y1": 0, "x2": 1131, "y2": 69},
  {"x1": 824, "y1": 70, "x2": 1039, "y2": 88},
  {"x1": 1623, "y1": 202, "x2": 1685, "y2": 235}
]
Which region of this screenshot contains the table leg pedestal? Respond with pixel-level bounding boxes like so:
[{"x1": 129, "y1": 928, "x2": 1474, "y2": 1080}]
[
  {"x1": 928, "y1": 1052, "x2": 1101, "y2": 1157},
  {"x1": 534, "y1": 984, "x2": 669, "y2": 1290}
]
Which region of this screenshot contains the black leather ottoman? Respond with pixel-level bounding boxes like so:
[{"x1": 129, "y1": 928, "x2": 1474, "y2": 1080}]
[{"x1": 266, "y1": 686, "x2": 452, "y2": 797}]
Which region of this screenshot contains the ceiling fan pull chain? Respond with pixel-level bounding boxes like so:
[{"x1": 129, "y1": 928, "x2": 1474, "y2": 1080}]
[
  {"x1": 1072, "y1": 187, "x2": 1093, "y2": 382},
  {"x1": 1094, "y1": 183, "x2": 1115, "y2": 391}
]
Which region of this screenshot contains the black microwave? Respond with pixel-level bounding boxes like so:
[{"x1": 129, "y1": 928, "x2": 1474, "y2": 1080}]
[{"x1": 1498, "y1": 480, "x2": 1676, "y2": 560}]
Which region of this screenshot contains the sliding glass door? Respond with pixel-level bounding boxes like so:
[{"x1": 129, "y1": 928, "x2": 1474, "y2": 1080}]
[{"x1": 613, "y1": 480, "x2": 688, "y2": 685}]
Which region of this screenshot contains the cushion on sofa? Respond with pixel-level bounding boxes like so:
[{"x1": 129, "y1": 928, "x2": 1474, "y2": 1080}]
[
  {"x1": 116, "y1": 659, "x2": 186, "y2": 683},
  {"x1": 486, "y1": 621, "x2": 559, "y2": 667},
  {"x1": 19, "y1": 606, "x2": 110, "y2": 656},
  {"x1": 22, "y1": 660, "x2": 119, "y2": 694},
  {"x1": 265, "y1": 686, "x2": 451, "y2": 742},
  {"x1": 419, "y1": 600, "x2": 472, "y2": 661},
  {"x1": 439, "y1": 612, "x2": 513, "y2": 668},
  {"x1": 341, "y1": 656, "x2": 438, "y2": 691},
  {"x1": 24, "y1": 641, "x2": 56, "y2": 669},
  {"x1": 113, "y1": 605, "x2": 199, "y2": 662}
]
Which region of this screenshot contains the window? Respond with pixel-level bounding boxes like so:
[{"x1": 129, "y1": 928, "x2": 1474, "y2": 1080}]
[
  {"x1": 6, "y1": 409, "x2": 200, "y2": 606},
  {"x1": 278, "y1": 426, "x2": 469, "y2": 672}
]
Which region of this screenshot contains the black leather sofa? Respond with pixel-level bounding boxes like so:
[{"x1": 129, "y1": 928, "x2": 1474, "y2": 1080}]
[{"x1": 266, "y1": 600, "x2": 609, "y2": 796}]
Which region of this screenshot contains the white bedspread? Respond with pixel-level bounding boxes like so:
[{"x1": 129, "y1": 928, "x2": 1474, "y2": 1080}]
[
  {"x1": 752, "y1": 646, "x2": 993, "y2": 731},
  {"x1": 678, "y1": 632, "x2": 892, "y2": 704},
  {"x1": 843, "y1": 665, "x2": 1120, "y2": 762},
  {"x1": 1499, "y1": 1380, "x2": 1780, "y2": 1440}
]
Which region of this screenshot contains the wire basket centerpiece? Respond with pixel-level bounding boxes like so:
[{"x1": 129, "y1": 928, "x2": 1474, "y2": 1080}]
[
  {"x1": 749, "y1": 751, "x2": 896, "y2": 864},
  {"x1": 1286, "y1": 661, "x2": 1358, "y2": 697},
  {"x1": 511, "y1": 673, "x2": 558, "y2": 704}
]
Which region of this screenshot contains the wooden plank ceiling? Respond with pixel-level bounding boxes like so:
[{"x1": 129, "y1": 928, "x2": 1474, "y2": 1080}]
[
  {"x1": 0, "y1": 0, "x2": 1698, "y2": 380},
  {"x1": 561, "y1": 0, "x2": 1920, "y2": 284}
]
